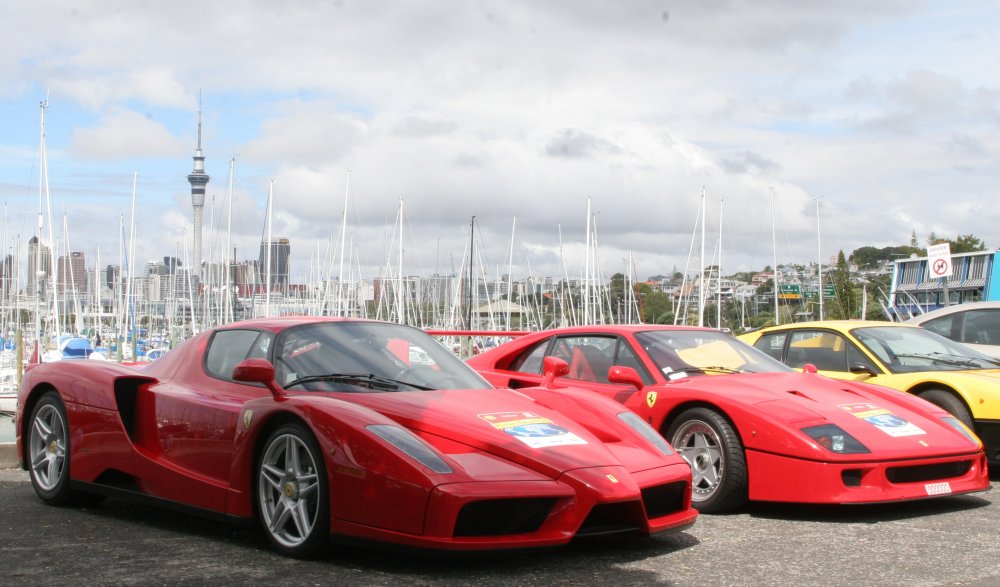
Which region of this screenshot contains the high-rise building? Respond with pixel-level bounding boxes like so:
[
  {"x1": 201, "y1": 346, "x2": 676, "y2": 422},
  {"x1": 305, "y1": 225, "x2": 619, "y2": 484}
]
[
  {"x1": 187, "y1": 99, "x2": 210, "y2": 279},
  {"x1": 0, "y1": 254, "x2": 13, "y2": 296},
  {"x1": 259, "y1": 238, "x2": 290, "y2": 290},
  {"x1": 56, "y1": 251, "x2": 87, "y2": 296},
  {"x1": 27, "y1": 236, "x2": 52, "y2": 296}
]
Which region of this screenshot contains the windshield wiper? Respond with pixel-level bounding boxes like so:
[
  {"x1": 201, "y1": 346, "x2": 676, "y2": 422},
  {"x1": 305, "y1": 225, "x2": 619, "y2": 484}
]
[
  {"x1": 668, "y1": 365, "x2": 745, "y2": 376},
  {"x1": 927, "y1": 352, "x2": 991, "y2": 368},
  {"x1": 892, "y1": 353, "x2": 982, "y2": 368},
  {"x1": 285, "y1": 372, "x2": 419, "y2": 391}
]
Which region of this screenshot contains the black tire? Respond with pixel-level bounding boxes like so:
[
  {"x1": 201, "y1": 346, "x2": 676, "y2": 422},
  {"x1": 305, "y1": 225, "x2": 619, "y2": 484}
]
[
  {"x1": 918, "y1": 389, "x2": 974, "y2": 429},
  {"x1": 666, "y1": 407, "x2": 748, "y2": 514},
  {"x1": 26, "y1": 392, "x2": 105, "y2": 507},
  {"x1": 256, "y1": 423, "x2": 330, "y2": 558},
  {"x1": 27, "y1": 392, "x2": 73, "y2": 505}
]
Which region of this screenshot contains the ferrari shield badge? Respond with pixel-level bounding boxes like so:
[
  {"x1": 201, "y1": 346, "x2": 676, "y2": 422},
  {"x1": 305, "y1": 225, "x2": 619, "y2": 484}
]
[
  {"x1": 242, "y1": 409, "x2": 253, "y2": 429},
  {"x1": 646, "y1": 391, "x2": 657, "y2": 408}
]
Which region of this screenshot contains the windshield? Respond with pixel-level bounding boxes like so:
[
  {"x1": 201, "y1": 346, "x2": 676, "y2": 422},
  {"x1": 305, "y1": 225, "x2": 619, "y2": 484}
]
[
  {"x1": 273, "y1": 321, "x2": 492, "y2": 391},
  {"x1": 634, "y1": 329, "x2": 794, "y2": 376},
  {"x1": 851, "y1": 325, "x2": 1000, "y2": 373}
]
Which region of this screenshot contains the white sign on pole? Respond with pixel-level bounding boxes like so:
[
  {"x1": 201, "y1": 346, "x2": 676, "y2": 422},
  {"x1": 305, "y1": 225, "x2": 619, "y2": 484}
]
[{"x1": 927, "y1": 243, "x2": 953, "y2": 279}]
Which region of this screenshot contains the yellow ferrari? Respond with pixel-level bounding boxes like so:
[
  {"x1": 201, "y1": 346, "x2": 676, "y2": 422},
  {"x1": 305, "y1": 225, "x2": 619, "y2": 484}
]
[{"x1": 738, "y1": 320, "x2": 1000, "y2": 464}]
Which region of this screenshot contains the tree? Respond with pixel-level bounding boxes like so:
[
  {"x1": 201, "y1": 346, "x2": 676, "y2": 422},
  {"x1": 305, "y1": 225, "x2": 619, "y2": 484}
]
[
  {"x1": 927, "y1": 233, "x2": 987, "y2": 254},
  {"x1": 950, "y1": 234, "x2": 987, "y2": 253},
  {"x1": 830, "y1": 250, "x2": 854, "y2": 319}
]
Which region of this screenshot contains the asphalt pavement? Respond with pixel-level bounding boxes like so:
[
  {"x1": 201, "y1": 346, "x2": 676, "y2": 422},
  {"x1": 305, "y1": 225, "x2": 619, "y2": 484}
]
[{"x1": 1, "y1": 467, "x2": 999, "y2": 586}]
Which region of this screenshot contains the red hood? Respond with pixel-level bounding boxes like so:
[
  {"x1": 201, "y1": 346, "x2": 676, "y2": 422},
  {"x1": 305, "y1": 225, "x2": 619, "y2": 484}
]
[
  {"x1": 341, "y1": 388, "x2": 663, "y2": 478},
  {"x1": 691, "y1": 372, "x2": 980, "y2": 458}
]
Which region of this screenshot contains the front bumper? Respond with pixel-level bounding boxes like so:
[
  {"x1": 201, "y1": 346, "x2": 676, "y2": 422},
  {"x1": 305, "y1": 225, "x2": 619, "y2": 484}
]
[
  {"x1": 746, "y1": 449, "x2": 990, "y2": 504},
  {"x1": 327, "y1": 463, "x2": 697, "y2": 551}
]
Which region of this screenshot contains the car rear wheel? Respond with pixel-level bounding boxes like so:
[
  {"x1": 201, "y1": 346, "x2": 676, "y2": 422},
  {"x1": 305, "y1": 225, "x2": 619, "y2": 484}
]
[
  {"x1": 918, "y1": 389, "x2": 974, "y2": 429},
  {"x1": 256, "y1": 423, "x2": 330, "y2": 558},
  {"x1": 667, "y1": 407, "x2": 747, "y2": 513}
]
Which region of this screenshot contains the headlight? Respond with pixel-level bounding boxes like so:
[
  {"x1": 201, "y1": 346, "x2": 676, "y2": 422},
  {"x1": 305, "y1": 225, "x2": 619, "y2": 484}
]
[
  {"x1": 366, "y1": 425, "x2": 454, "y2": 474},
  {"x1": 941, "y1": 417, "x2": 982, "y2": 447},
  {"x1": 801, "y1": 424, "x2": 870, "y2": 454},
  {"x1": 618, "y1": 411, "x2": 673, "y2": 456}
]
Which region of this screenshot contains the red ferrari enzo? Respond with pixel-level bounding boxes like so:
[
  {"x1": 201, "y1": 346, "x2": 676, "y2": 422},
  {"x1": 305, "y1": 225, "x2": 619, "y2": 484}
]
[
  {"x1": 15, "y1": 318, "x2": 696, "y2": 557},
  {"x1": 467, "y1": 325, "x2": 990, "y2": 513}
]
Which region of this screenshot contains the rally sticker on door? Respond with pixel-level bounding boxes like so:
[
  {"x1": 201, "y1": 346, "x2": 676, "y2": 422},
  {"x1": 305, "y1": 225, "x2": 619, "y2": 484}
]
[
  {"x1": 838, "y1": 403, "x2": 926, "y2": 437},
  {"x1": 478, "y1": 412, "x2": 588, "y2": 448}
]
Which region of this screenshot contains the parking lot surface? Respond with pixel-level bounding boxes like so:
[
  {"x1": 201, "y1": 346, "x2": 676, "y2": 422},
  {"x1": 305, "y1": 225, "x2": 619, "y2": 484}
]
[{"x1": 1, "y1": 468, "x2": 998, "y2": 586}]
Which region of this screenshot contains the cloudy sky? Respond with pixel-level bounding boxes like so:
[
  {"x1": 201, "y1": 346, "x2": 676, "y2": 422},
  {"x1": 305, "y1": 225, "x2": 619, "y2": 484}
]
[{"x1": 1, "y1": 1, "x2": 998, "y2": 285}]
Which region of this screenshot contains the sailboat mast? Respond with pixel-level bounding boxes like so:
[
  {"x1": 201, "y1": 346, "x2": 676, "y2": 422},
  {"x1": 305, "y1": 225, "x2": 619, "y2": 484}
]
[
  {"x1": 336, "y1": 171, "x2": 351, "y2": 317},
  {"x1": 35, "y1": 98, "x2": 47, "y2": 356},
  {"x1": 506, "y1": 216, "x2": 516, "y2": 330},
  {"x1": 397, "y1": 199, "x2": 404, "y2": 325},
  {"x1": 224, "y1": 158, "x2": 235, "y2": 325},
  {"x1": 584, "y1": 199, "x2": 592, "y2": 324},
  {"x1": 264, "y1": 180, "x2": 273, "y2": 318},
  {"x1": 698, "y1": 186, "x2": 706, "y2": 328},
  {"x1": 815, "y1": 196, "x2": 824, "y2": 320},
  {"x1": 717, "y1": 196, "x2": 724, "y2": 330},
  {"x1": 467, "y1": 216, "x2": 475, "y2": 330},
  {"x1": 770, "y1": 187, "x2": 780, "y2": 326}
]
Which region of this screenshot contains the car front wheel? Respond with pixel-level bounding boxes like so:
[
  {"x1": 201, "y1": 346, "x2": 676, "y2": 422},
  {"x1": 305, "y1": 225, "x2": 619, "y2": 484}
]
[
  {"x1": 27, "y1": 392, "x2": 72, "y2": 504},
  {"x1": 667, "y1": 407, "x2": 747, "y2": 513},
  {"x1": 256, "y1": 423, "x2": 330, "y2": 558},
  {"x1": 918, "y1": 389, "x2": 974, "y2": 429}
]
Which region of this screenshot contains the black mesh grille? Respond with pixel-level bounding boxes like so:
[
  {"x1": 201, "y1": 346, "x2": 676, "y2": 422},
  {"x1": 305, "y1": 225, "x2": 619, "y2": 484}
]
[
  {"x1": 641, "y1": 481, "x2": 687, "y2": 518},
  {"x1": 886, "y1": 461, "x2": 971, "y2": 484},
  {"x1": 454, "y1": 498, "x2": 556, "y2": 537},
  {"x1": 577, "y1": 501, "x2": 644, "y2": 536}
]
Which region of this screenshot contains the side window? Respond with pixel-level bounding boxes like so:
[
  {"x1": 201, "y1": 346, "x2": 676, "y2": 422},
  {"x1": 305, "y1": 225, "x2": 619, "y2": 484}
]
[
  {"x1": 509, "y1": 340, "x2": 550, "y2": 374},
  {"x1": 752, "y1": 333, "x2": 787, "y2": 361},
  {"x1": 922, "y1": 315, "x2": 957, "y2": 340},
  {"x1": 557, "y1": 336, "x2": 615, "y2": 383},
  {"x1": 248, "y1": 332, "x2": 274, "y2": 360},
  {"x1": 205, "y1": 330, "x2": 266, "y2": 380},
  {"x1": 787, "y1": 331, "x2": 849, "y2": 372},
  {"x1": 961, "y1": 310, "x2": 1000, "y2": 345},
  {"x1": 847, "y1": 344, "x2": 879, "y2": 373},
  {"x1": 611, "y1": 340, "x2": 654, "y2": 385}
]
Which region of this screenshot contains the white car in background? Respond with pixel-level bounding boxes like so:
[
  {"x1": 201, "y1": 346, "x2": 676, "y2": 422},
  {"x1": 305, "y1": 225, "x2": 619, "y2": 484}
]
[{"x1": 906, "y1": 301, "x2": 1000, "y2": 359}]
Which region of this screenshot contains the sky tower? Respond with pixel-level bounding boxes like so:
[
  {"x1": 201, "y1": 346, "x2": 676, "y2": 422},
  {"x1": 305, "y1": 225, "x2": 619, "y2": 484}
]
[{"x1": 187, "y1": 101, "x2": 209, "y2": 278}]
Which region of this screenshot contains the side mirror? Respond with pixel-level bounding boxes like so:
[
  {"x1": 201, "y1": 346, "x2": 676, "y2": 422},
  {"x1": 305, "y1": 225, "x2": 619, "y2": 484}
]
[
  {"x1": 608, "y1": 365, "x2": 644, "y2": 390},
  {"x1": 801, "y1": 363, "x2": 818, "y2": 374},
  {"x1": 233, "y1": 358, "x2": 285, "y2": 398},
  {"x1": 849, "y1": 362, "x2": 877, "y2": 377},
  {"x1": 541, "y1": 356, "x2": 570, "y2": 388}
]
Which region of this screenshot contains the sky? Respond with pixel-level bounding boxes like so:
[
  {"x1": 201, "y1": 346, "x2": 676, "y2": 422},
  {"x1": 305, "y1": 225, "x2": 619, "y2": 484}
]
[{"x1": 1, "y1": 1, "x2": 998, "y2": 286}]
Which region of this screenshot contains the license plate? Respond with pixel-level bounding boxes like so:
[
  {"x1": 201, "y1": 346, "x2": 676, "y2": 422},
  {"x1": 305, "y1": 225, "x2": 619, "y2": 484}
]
[{"x1": 925, "y1": 482, "x2": 952, "y2": 496}]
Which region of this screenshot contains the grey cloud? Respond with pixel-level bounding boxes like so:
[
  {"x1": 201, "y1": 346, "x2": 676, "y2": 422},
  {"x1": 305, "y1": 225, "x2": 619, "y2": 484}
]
[
  {"x1": 544, "y1": 129, "x2": 622, "y2": 159},
  {"x1": 719, "y1": 150, "x2": 781, "y2": 175}
]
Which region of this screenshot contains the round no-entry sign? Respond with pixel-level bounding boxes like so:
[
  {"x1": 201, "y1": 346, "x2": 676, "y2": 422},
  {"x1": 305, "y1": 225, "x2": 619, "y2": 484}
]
[{"x1": 928, "y1": 249, "x2": 953, "y2": 278}]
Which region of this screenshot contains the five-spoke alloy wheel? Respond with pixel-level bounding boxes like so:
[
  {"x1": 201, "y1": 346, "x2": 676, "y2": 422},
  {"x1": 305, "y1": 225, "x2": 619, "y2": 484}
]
[
  {"x1": 667, "y1": 407, "x2": 747, "y2": 513},
  {"x1": 27, "y1": 392, "x2": 72, "y2": 504},
  {"x1": 256, "y1": 423, "x2": 330, "y2": 558}
]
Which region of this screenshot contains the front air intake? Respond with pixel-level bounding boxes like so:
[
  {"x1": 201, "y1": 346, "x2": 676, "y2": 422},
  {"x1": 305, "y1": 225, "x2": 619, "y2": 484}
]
[
  {"x1": 577, "y1": 501, "x2": 645, "y2": 536},
  {"x1": 453, "y1": 498, "x2": 556, "y2": 537},
  {"x1": 641, "y1": 481, "x2": 688, "y2": 518},
  {"x1": 886, "y1": 461, "x2": 971, "y2": 484}
]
